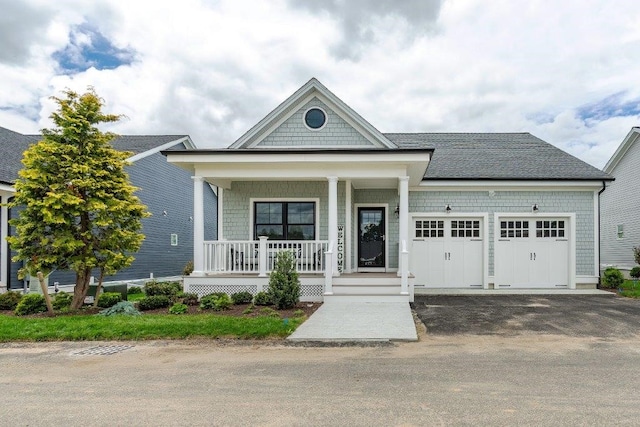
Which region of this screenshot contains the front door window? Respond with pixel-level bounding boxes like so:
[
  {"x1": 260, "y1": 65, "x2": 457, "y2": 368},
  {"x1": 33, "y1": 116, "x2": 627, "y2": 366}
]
[{"x1": 358, "y1": 207, "x2": 385, "y2": 268}]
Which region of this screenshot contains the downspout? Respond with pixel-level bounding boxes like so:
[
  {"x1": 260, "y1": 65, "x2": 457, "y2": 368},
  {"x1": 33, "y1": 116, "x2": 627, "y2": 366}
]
[{"x1": 597, "y1": 180, "x2": 607, "y2": 289}]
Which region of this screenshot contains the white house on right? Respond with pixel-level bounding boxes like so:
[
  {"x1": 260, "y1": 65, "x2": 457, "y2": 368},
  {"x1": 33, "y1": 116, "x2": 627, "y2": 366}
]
[{"x1": 601, "y1": 127, "x2": 640, "y2": 274}]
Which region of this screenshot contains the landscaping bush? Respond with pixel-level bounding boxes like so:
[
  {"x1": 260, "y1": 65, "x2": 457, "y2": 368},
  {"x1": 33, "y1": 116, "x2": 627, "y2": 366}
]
[
  {"x1": 169, "y1": 303, "x2": 188, "y2": 315},
  {"x1": 0, "y1": 291, "x2": 23, "y2": 311},
  {"x1": 630, "y1": 266, "x2": 640, "y2": 280},
  {"x1": 144, "y1": 280, "x2": 182, "y2": 297},
  {"x1": 200, "y1": 293, "x2": 232, "y2": 311},
  {"x1": 267, "y1": 250, "x2": 301, "y2": 309},
  {"x1": 231, "y1": 291, "x2": 253, "y2": 305},
  {"x1": 52, "y1": 292, "x2": 73, "y2": 311},
  {"x1": 97, "y1": 301, "x2": 141, "y2": 316},
  {"x1": 634, "y1": 247, "x2": 640, "y2": 266},
  {"x1": 183, "y1": 260, "x2": 194, "y2": 276},
  {"x1": 97, "y1": 292, "x2": 122, "y2": 308},
  {"x1": 253, "y1": 291, "x2": 272, "y2": 306},
  {"x1": 127, "y1": 286, "x2": 143, "y2": 295},
  {"x1": 601, "y1": 267, "x2": 625, "y2": 289},
  {"x1": 180, "y1": 292, "x2": 199, "y2": 306},
  {"x1": 137, "y1": 295, "x2": 171, "y2": 311},
  {"x1": 14, "y1": 293, "x2": 46, "y2": 316}
]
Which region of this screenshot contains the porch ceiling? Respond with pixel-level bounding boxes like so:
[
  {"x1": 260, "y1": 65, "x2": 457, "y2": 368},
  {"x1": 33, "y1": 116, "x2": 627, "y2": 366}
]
[{"x1": 166, "y1": 150, "x2": 431, "y2": 189}]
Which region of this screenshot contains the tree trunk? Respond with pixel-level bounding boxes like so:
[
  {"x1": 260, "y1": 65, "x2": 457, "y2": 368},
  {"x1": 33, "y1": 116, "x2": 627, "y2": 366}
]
[
  {"x1": 37, "y1": 271, "x2": 54, "y2": 315},
  {"x1": 92, "y1": 269, "x2": 106, "y2": 308},
  {"x1": 71, "y1": 268, "x2": 92, "y2": 310}
]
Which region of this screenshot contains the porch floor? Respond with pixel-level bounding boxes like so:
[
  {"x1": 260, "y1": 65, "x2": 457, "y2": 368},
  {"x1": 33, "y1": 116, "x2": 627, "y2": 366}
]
[{"x1": 287, "y1": 301, "x2": 417, "y2": 342}]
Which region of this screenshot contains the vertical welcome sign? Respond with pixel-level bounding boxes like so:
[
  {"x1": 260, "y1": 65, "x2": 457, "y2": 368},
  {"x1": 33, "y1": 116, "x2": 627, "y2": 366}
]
[{"x1": 337, "y1": 225, "x2": 344, "y2": 273}]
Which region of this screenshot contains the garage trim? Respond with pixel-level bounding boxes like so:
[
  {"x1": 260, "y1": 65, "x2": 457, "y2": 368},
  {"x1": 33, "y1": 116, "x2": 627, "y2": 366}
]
[
  {"x1": 494, "y1": 212, "x2": 576, "y2": 290},
  {"x1": 410, "y1": 212, "x2": 490, "y2": 289}
]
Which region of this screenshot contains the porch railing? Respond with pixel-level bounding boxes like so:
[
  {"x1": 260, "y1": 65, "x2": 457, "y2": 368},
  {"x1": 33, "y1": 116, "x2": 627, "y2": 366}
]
[{"x1": 203, "y1": 239, "x2": 329, "y2": 275}]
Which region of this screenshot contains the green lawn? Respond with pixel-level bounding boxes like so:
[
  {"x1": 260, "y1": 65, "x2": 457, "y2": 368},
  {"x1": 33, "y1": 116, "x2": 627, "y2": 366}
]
[
  {"x1": 0, "y1": 313, "x2": 303, "y2": 342},
  {"x1": 618, "y1": 280, "x2": 640, "y2": 298}
]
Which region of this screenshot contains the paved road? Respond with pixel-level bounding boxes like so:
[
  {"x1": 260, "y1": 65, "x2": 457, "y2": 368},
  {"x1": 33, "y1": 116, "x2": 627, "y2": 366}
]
[{"x1": 2, "y1": 334, "x2": 640, "y2": 426}]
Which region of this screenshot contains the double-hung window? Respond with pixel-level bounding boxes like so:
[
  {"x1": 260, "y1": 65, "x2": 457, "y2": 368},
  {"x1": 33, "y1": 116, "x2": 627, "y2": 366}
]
[{"x1": 254, "y1": 202, "x2": 315, "y2": 240}]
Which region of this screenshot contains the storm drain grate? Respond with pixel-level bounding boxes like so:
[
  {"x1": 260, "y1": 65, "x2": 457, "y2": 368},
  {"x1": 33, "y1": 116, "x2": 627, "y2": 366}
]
[{"x1": 72, "y1": 345, "x2": 134, "y2": 356}]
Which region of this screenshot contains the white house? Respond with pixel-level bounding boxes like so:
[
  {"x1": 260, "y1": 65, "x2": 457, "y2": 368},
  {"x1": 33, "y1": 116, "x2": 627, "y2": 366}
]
[
  {"x1": 165, "y1": 78, "x2": 613, "y2": 302},
  {"x1": 600, "y1": 127, "x2": 640, "y2": 274}
]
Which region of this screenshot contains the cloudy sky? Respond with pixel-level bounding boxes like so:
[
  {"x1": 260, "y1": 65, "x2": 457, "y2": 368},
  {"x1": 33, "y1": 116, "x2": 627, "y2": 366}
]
[{"x1": 1, "y1": 0, "x2": 639, "y2": 168}]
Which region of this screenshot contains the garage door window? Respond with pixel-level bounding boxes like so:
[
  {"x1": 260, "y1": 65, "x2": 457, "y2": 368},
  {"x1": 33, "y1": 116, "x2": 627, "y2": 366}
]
[
  {"x1": 415, "y1": 220, "x2": 444, "y2": 238},
  {"x1": 536, "y1": 220, "x2": 565, "y2": 238},
  {"x1": 451, "y1": 220, "x2": 480, "y2": 238},
  {"x1": 500, "y1": 220, "x2": 529, "y2": 238}
]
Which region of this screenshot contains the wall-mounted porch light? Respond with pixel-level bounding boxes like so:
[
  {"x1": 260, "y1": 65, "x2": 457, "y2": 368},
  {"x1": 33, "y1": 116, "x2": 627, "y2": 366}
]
[{"x1": 445, "y1": 204, "x2": 452, "y2": 213}]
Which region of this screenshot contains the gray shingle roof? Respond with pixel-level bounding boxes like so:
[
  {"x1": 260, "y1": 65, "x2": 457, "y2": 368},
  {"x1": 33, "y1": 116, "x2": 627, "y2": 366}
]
[
  {"x1": 385, "y1": 132, "x2": 612, "y2": 181},
  {"x1": 0, "y1": 126, "x2": 187, "y2": 185}
]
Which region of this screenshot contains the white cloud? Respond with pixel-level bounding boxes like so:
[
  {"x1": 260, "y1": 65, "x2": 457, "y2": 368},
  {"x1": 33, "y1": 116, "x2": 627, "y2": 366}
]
[{"x1": 0, "y1": 0, "x2": 638, "y2": 169}]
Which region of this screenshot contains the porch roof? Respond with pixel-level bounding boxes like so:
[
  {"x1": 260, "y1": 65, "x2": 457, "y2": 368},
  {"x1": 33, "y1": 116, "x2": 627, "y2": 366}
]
[{"x1": 163, "y1": 148, "x2": 432, "y2": 189}]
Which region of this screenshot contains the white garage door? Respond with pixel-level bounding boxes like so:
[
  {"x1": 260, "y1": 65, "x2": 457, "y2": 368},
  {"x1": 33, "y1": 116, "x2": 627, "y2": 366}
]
[
  {"x1": 411, "y1": 218, "x2": 484, "y2": 288},
  {"x1": 495, "y1": 218, "x2": 570, "y2": 288}
]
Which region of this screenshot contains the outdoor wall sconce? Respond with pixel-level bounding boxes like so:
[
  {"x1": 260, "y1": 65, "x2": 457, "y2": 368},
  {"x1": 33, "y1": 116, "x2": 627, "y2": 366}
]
[
  {"x1": 394, "y1": 204, "x2": 400, "y2": 218},
  {"x1": 445, "y1": 204, "x2": 452, "y2": 213},
  {"x1": 532, "y1": 204, "x2": 539, "y2": 212}
]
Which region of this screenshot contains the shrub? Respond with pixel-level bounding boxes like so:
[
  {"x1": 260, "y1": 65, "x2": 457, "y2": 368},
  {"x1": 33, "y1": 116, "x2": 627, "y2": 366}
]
[
  {"x1": 98, "y1": 301, "x2": 141, "y2": 316},
  {"x1": 183, "y1": 260, "x2": 194, "y2": 276},
  {"x1": 127, "y1": 286, "x2": 143, "y2": 295},
  {"x1": 14, "y1": 293, "x2": 46, "y2": 316},
  {"x1": 169, "y1": 303, "x2": 188, "y2": 315},
  {"x1": 267, "y1": 250, "x2": 301, "y2": 309},
  {"x1": 259, "y1": 307, "x2": 280, "y2": 318},
  {"x1": 231, "y1": 291, "x2": 253, "y2": 305},
  {"x1": 601, "y1": 267, "x2": 625, "y2": 289},
  {"x1": 242, "y1": 305, "x2": 254, "y2": 315},
  {"x1": 200, "y1": 293, "x2": 232, "y2": 311},
  {"x1": 52, "y1": 292, "x2": 73, "y2": 311},
  {"x1": 180, "y1": 292, "x2": 199, "y2": 306},
  {"x1": 630, "y1": 266, "x2": 640, "y2": 280},
  {"x1": 293, "y1": 309, "x2": 305, "y2": 318},
  {"x1": 253, "y1": 291, "x2": 272, "y2": 306},
  {"x1": 137, "y1": 295, "x2": 171, "y2": 311},
  {"x1": 144, "y1": 281, "x2": 182, "y2": 297},
  {"x1": 0, "y1": 291, "x2": 23, "y2": 311},
  {"x1": 97, "y1": 292, "x2": 122, "y2": 308},
  {"x1": 634, "y1": 247, "x2": 640, "y2": 266}
]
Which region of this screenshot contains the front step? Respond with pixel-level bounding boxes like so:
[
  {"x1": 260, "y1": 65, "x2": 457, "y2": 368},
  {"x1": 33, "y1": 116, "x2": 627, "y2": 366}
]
[
  {"x1": 324, "y1": 293, "x2": 410, "y2": 302},
  {"x1": 332, "y1": 284, "x2": 401, "y2": 295}
]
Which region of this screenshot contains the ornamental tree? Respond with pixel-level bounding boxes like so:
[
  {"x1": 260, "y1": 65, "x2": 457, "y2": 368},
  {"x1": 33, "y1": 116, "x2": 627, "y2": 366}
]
[{"x1": 8, "y1": 89, "x2": 149, "y2": 309}]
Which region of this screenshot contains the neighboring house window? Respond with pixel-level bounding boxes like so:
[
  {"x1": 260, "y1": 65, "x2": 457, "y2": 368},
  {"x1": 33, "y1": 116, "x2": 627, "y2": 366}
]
[
  {"x1": 617, "y1": 224, "x2": 624, "y2": 239},
  {"x1": 254, "y1": 202, "x2": 315, "y2": 240}
]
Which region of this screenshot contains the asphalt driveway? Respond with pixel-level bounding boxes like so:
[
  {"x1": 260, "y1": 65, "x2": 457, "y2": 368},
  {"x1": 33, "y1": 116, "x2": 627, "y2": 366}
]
[{"x1": 412, "y1": 294, "x2": 640, "y2": 338}]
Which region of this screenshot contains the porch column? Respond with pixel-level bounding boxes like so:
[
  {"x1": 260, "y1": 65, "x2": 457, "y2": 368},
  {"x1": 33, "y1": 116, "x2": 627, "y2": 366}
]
[
  {"x1": 327, "y1": 176, "x2": 339, "y2": 277},
  {"x1": 398, "y1": 176, "x2": 409, "y2": 277},
  {"x1": 192, "y1": 176, "x2": 205, "y2": 275},
  {"x1": 1, "y1": 195, "x2": 8, "y2": 288}
]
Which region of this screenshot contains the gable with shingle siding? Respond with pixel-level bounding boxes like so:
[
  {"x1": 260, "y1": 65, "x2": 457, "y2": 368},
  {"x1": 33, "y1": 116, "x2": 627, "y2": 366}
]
[{"x1": 256, "y1": 98, "x2": 375, "y2": 148}]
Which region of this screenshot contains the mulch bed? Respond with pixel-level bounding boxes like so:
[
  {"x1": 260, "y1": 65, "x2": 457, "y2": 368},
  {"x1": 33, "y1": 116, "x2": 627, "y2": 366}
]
[{"x1": 0, "y1": 301, "x2": 322, "y2": 318}]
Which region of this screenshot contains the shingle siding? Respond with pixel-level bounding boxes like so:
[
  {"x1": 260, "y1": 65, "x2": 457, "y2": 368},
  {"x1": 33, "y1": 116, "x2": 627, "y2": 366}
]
[
  {"x1": 601, "y1": 138, "x2": 640, "y2": 269},
  {"x1": 257, "y1": 98, "x2": 374, "y2": 148}
]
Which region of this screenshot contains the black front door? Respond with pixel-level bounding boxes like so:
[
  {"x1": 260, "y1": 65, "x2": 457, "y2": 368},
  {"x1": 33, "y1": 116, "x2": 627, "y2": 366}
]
[{"x1": 358, "y1": 207, "x2": 385, "y2": 269}]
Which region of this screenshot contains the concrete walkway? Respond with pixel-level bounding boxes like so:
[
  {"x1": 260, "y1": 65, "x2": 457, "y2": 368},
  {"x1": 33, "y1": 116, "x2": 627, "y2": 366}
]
[{"x1": 287, "y1": 301, "x2": 417, "y2": 342}]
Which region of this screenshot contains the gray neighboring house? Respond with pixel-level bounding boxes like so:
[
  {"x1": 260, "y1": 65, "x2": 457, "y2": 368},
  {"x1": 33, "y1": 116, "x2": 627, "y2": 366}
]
[
  {"x1": 166, "y1": 78, "x2": 613, "y2": 303},
  {"x1": 601, "y1": 127, "x2": 640, "y2": 274},
  {"x1": 0, "y1": 126, "x2": 217, "y2": 290}
]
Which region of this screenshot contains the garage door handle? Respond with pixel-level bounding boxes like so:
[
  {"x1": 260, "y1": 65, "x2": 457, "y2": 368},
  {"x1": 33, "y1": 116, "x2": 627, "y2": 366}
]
[{"x1": 533, "y1": 252, "x2": 536, "y2": 261}]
